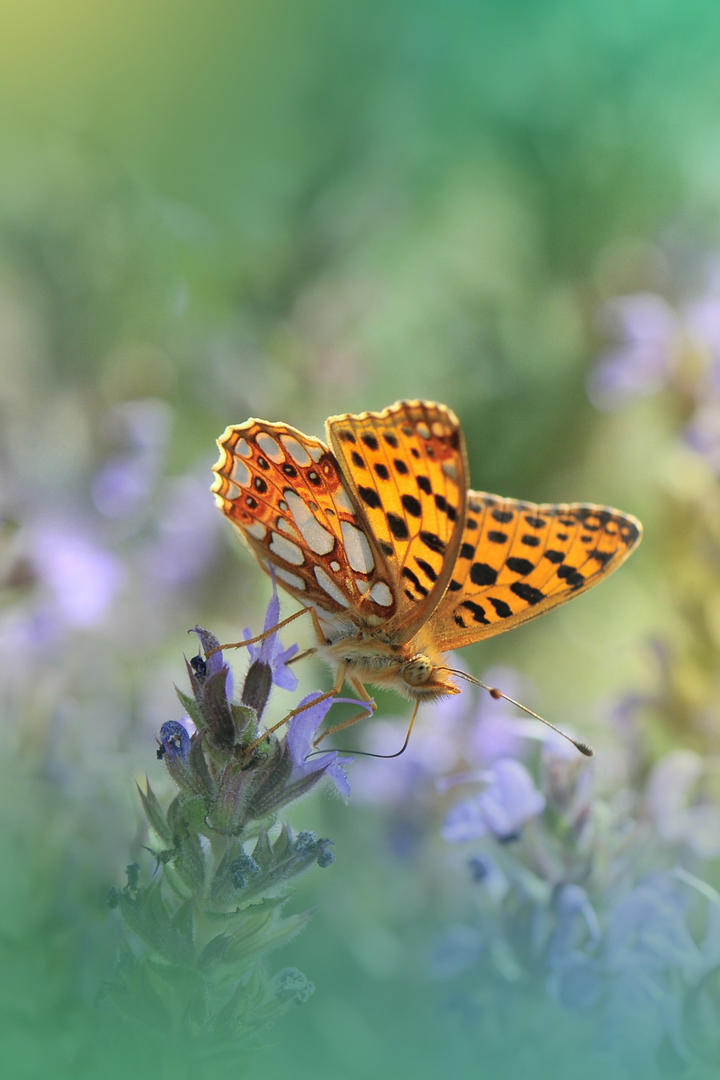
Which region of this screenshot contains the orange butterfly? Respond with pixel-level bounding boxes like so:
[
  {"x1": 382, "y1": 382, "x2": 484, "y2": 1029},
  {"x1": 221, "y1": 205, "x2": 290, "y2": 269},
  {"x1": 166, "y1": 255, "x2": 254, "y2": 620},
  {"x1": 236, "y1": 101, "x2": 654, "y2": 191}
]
[{"x1": 211, "y1": 401, "x2": 642, "y2": 750}]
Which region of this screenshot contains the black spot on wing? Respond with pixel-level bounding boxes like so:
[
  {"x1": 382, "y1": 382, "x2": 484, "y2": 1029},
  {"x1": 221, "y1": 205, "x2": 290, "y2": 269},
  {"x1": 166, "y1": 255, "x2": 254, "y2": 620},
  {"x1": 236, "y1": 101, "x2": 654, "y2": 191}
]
[
  {"x1": 393, "y1": 458, "x2": 409, "y2": 475},
  {"x1": 383, "y1": 431, "x2": 398, "y2": 448},
  {"x1": 434, "y1": 493, "x2": 457, "y2": 521},
  {"x1": 351, "y1": 451, "x2": 366, "y2": 469},
  {"x1": 358, "y1": 485, "x2": 381, "y2": 509},
  {"x1": 521, "y1": 534, "x2": 540, "y2": 547},
  {"x1": 374, "y1": 462, "x2": 389, "y2": 480},
  {"x1": 361, "y1": 432, "x2": 379, "y2": 451},
  {"x1": 417, "y1": 476, "x2": 431, "y2": 495},
  {"x1": 460, "y1": 600, "x2": 490, "y2": 625},
  {"x1": 487, "y1": 596, "x2": 512, "y2": 618},
  {"x1": 487, "y1": 530, "x2": 507, "y2": 544},
  {"x1": 544, "y1": 549, "x2": 564, "y2": 564},
  {"x1": 506, "y1": 556, "x2": 535, "y2": 575},
  {"x1": 387, "y1": 512, "x2": 409, "y2": 540},
  {"x1": 492, "y1": 508, "x2": 515, "y2": 524},
  {"x1": 402, "y1": 567, "x2": 429, "y2": 597},
  {"x1": 460, "y1": 542, "x2": 475, "y2": 559},
  {"x1": 557, "y1": 564, "x2": 585, "y2": 589},
  {"x1": 420, "y1": 531, "x2": 446, "y2": 554},
  {"x1": 402, "y1": 494, "x2": 422, "y2": 517},
  {"x1": 510, "y1": 581, "x2": 544, "y2": 605},
  {"x1": 415, "y1": 557, "x2": 438, "y2": 582},
  {"x1": 471, "y1": 562, "x2": 497, "y2": 586}
]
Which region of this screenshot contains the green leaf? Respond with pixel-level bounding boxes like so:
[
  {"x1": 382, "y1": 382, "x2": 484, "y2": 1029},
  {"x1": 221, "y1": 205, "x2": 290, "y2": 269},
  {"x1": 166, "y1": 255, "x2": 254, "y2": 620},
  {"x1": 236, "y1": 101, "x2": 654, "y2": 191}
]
[
  {"x1": 174, "y1": 686, "x2": 204, "y2": 729},
  {"x1": 137, "y1": 778, "x2": 172, "y2": 845}
]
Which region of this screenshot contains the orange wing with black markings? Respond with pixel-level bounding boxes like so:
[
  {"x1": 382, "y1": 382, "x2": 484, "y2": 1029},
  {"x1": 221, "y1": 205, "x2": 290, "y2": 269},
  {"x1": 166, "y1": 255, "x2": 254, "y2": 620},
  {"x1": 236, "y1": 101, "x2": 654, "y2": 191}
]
[
  {"x1": 327, "y1": 400, "x2": 467, "y2": 645},
  {"x1": 430, "y1": 491, "x2": 643, "y2": 650}
]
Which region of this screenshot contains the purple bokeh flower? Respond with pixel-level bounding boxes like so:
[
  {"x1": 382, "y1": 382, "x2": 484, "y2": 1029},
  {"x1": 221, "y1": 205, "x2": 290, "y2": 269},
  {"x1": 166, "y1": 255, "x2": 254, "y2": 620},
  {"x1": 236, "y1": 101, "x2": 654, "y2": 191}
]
[
  {"x1": 589, "y1": 292, "x2": 678, "y2": 410},
  {"x1": 443, "y1": 758, "x2": 546, "y2": 842},
  {"x1": 91, "y1": 399, "x2": 171, "y2": 521},
  {"x1": 646, "y1": 750, "x2": 720, "y2": 858},
  {"x1": 31, "y1": 524, "x2": 124, "y2": 628}
]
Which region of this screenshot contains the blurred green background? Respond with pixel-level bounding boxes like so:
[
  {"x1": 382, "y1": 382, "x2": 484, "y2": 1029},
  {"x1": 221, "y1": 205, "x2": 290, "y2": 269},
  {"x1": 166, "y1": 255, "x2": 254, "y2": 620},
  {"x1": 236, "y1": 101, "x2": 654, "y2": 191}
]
[{"x1": 2, "y1": 1, "x2": 720, "y2": 1077}]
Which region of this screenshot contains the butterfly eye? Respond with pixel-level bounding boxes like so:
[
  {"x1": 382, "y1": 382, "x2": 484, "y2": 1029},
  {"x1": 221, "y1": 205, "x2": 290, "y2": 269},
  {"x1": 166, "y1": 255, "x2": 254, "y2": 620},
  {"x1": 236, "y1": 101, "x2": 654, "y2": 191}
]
[{"x1": 401, "y1": 656, "x2": 433, "y2": 687}]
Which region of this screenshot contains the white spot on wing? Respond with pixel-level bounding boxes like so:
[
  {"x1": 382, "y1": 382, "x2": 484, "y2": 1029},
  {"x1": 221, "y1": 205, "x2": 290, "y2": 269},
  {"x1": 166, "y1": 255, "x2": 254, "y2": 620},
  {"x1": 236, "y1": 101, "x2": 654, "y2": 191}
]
[
  {"x1": 270, "y1": 532, "x2": 304, "y2": 565},
  {"x1": 229, "y1": 459, "x2": 251, "y2": 487},
  {"x1": 280, "y1": 436, "x2": 311, "y2": 466},
  {"x1": 334, "y1": 488, "x2": 355, "y2": 514},
  {"x1": 246, "y1": 522, "x2": 266, "y2": 540},
  {"x1": 308, "y1": 443, "x2": 324, "y2": 462},
  {"x1": 278, "y1": 517, "x2": 298, "y2": 536},
  {"x1": 314, "y1": 565, "x2": 351, "y2": 607},
  {"x1": 236, "y1": 439, "x2": 251, "y2": 457},
  {"x1": 274, "y1": 566, "x2": 306, "y2": 591},
  {"x1": 417, "y1": 421, "x2": 430, "y2": 439},
  {"x1": 257, "y1": 433, "x2": 283, "y2": 462},
  {"x1": 285, "y1": 490, "x2": 335, "y2": 554},
  {"x1": 341, "y1": 521, "x2": 374, "y2": 573},
  {"x1": 370, "y1": 581, "x2": 393, "y2": 606},
  {"x1": 355, "y1": 577, "x2": 370, "y2": 593},
  {"x1": 330, "y1": 560, "x2": 340, "y2": 572}
]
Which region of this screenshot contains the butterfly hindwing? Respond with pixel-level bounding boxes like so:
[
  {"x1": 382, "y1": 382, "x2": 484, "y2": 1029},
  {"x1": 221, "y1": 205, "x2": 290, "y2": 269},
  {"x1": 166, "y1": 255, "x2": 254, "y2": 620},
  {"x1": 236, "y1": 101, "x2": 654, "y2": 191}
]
[
  {"x1": 211, "y1": 419, "x2": 399, "y2": 624},
  {"x1": 431, "y1": 491, "x2": 643, "y2": 650},
  {"x1": 327, "y1": 400, "x2": 468, "y2": 645}
]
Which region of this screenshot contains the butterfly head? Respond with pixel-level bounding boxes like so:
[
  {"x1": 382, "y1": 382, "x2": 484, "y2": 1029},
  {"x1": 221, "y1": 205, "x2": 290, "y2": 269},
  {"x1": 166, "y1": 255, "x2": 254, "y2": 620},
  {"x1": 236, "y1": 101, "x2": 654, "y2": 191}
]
[{"x1": 399, "y1": 654, "x2": 461, "y2": 701}]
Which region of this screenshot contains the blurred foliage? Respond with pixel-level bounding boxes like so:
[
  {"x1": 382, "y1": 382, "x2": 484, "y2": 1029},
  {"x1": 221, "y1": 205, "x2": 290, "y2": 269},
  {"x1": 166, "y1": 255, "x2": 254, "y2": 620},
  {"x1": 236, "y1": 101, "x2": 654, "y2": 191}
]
[{"x1": 2, "y1": 1, "x2": 720, "y2": 1077}]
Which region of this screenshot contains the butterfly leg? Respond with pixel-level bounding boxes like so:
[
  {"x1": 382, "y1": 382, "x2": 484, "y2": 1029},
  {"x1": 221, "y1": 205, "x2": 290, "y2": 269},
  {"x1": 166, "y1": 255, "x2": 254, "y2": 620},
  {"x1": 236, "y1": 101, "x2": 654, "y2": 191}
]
[
  {"x1": 310, "y1": 678, "x2": 376, "y2": 748},
  {"x1": 211, "y1": 606, "x2": 312, "y2": 655},
  {"x1": 239, "y1": 662, "x2": 351, "y2": 759}
]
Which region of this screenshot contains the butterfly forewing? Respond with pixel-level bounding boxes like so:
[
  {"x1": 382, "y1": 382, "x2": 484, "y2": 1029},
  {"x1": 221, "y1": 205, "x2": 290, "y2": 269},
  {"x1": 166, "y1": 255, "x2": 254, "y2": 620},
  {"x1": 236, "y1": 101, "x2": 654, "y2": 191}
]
[
  {"x1": 327, "y1": 400, "x2": 468, "y2": 645},
  {"x1": 431, "y1": 492, "x2": 643, "y2": 650},
  {"x1": 211, "y1": 420, "x2": 399, "y2": 625}
]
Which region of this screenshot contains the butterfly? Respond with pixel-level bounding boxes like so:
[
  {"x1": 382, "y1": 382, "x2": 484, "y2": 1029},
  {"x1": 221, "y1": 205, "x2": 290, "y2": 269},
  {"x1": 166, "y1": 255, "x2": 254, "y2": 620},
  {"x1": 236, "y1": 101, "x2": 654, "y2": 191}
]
[{"x1": 211, "y1": 400, "x2": 642, "y2": 750}]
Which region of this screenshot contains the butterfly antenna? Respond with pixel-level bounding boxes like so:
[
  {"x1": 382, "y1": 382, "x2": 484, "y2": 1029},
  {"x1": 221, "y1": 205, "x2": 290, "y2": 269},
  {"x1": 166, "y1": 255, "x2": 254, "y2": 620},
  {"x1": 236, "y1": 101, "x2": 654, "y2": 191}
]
[{"x1": 440, "y1": 668, "x2": 594, "y2": 757}]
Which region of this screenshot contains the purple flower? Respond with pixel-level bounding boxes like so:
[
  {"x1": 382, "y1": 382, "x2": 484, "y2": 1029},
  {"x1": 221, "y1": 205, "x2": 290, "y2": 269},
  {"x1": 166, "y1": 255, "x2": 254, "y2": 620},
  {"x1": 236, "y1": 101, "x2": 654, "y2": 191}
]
[
  {"x1": 91, "y1": 399, "x2": 171, "y2": 520},
  {"x1": 646, "y1": 750, "x2": 720, "y2": 858},
  {"x1": 243, "y1": 574, "x2": 299, "y2": 692},
  {"x1": 285, "y1": 693, "x2": 359, "y2": 800},
  {"x1": 31, "y1": 524, "x2": 124, "y2": 628},
  {"x1": 603, "y1": 876, "x2": 701, "y2": 976},
  {"x1": 443, "y1": 759, "x2": 546, "y2": 842},
  {"x1": 546, "y1": 884, "x2": 601, "y2": 968},
  {"x1": 157, "y1": 720, "x2": 190, "y2": 763},
  {"x1": 684, "y1": 403, "x2": 720, "y2": 475},
  {"x1": 588, "y1": 292, "x2": 677, "y2": 410}
]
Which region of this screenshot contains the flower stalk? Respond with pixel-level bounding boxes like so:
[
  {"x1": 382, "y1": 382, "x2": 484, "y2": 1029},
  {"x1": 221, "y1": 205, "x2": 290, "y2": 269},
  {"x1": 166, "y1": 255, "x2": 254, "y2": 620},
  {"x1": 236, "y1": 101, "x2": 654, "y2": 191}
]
[{"x1": 108, "y1": 587, "x2": 350, "y2": 1062}]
